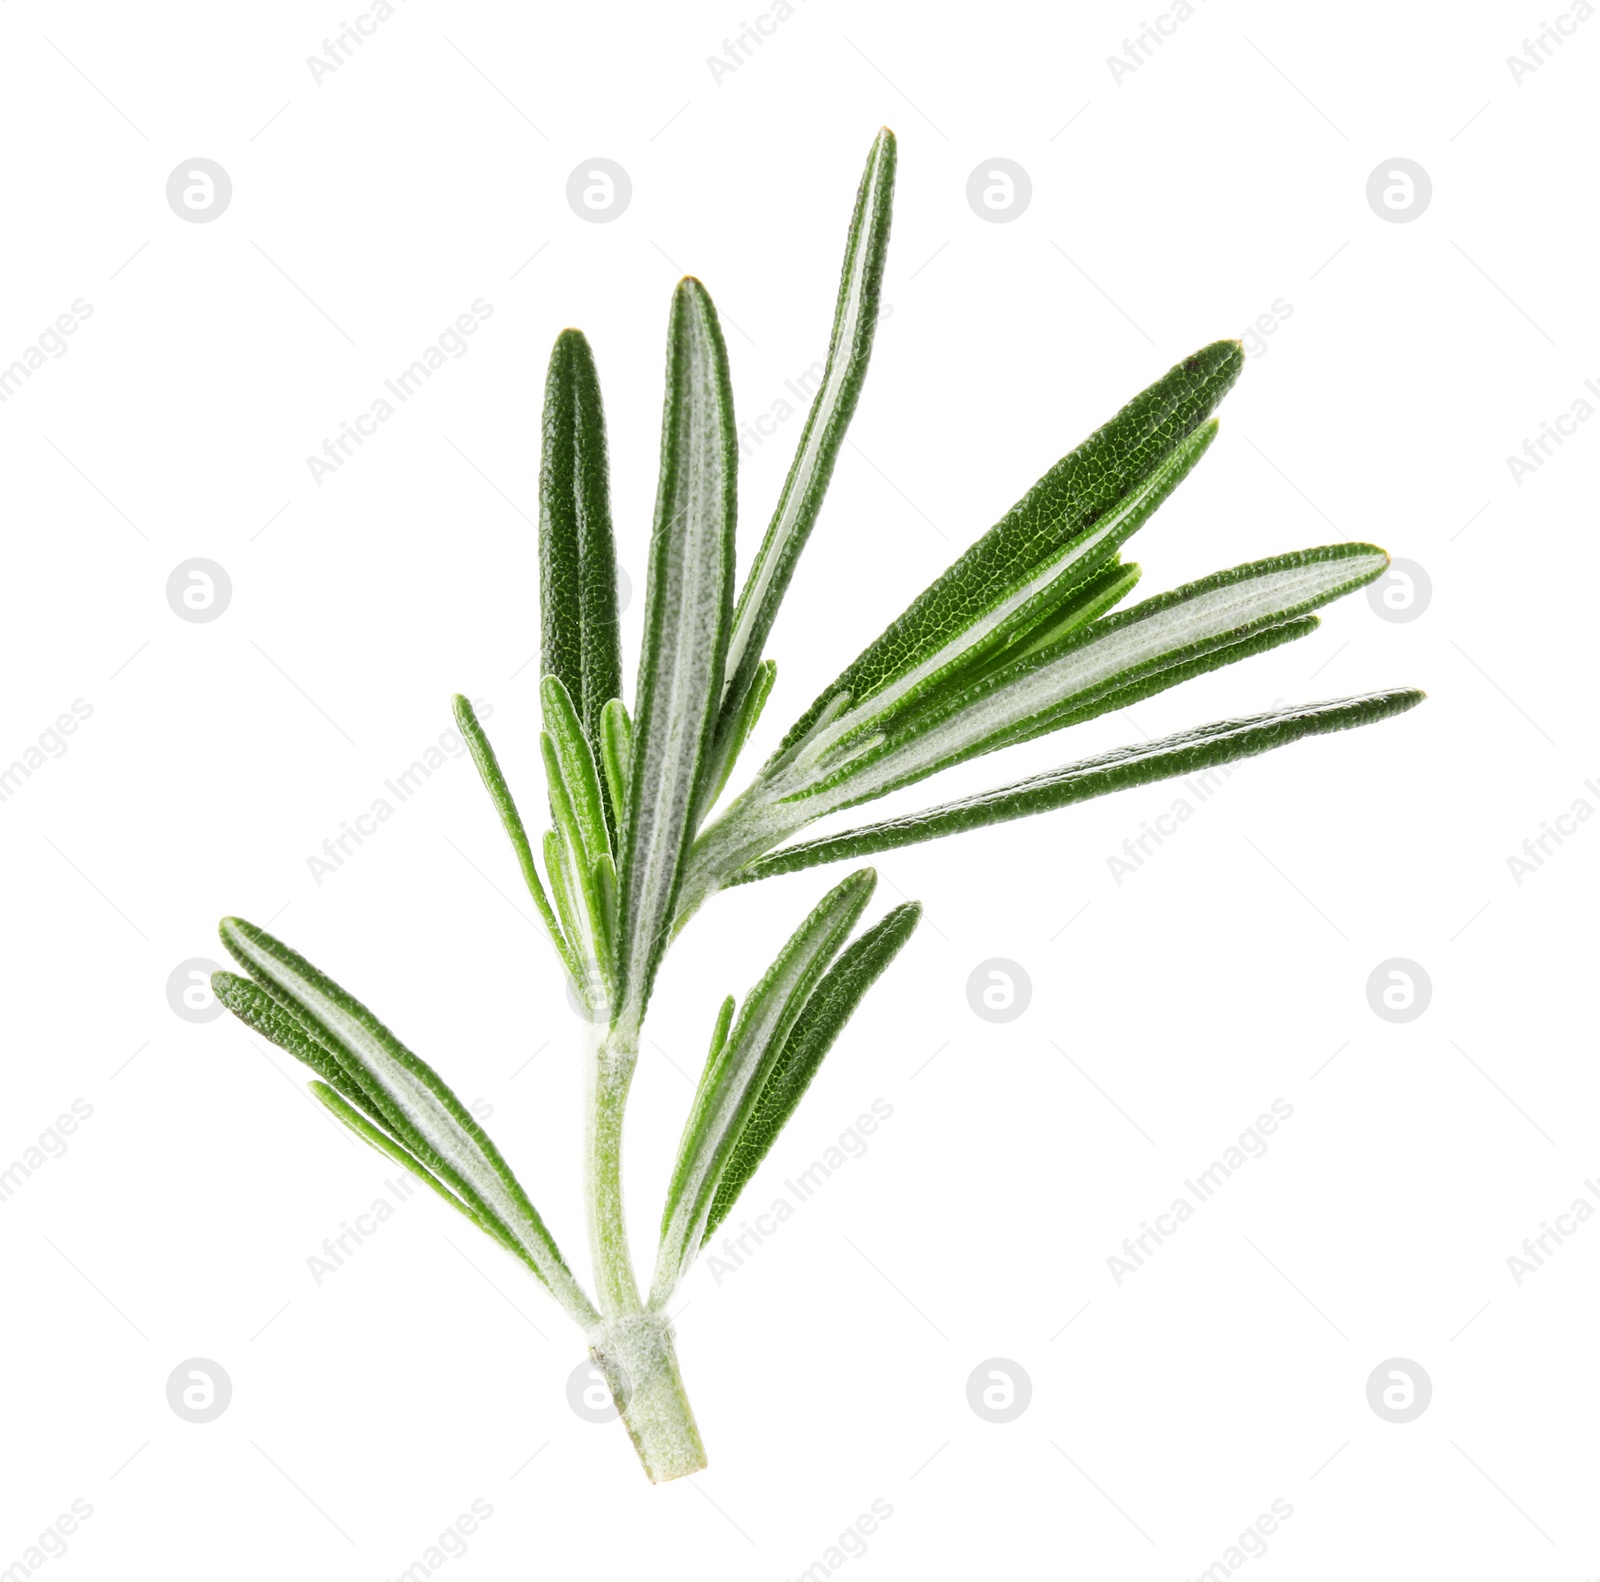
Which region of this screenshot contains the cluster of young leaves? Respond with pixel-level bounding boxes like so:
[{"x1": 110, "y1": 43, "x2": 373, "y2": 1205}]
[{"x1": 208, "y1": 125, "x2": 1421, "y2": 1334}]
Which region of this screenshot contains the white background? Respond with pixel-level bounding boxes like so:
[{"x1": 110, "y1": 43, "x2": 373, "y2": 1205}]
[{"x1": 2, "y1": 1, "x2": 1595, "y2": 1577}]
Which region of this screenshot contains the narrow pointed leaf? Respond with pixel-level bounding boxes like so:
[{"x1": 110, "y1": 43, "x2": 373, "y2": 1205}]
[
  {"x1": 697, "y1": 657, "x2": 776, "y2": 823},
  {"x1": 702, "y1": 901, "x2": 919, "y2": 1240},
  {"x1": 679, "y1": 546, "x2": 1390, "y2": 910},
  {"x1": 712, "y1": 128, "x2": 897, "y2": 765},
  {"x1": 772, "y1": 344, "x2": 1241, "y2": 759},
  {"x1": 217, "y1": 917, "x2": 598, "y2": 1326},
  {"x1": 599, "y1": 698, "x2": 633, "y2": 844},
  {"x1": 979, "y1": 614, "x2": 1319, "y2": 758},
  {"x1": 900, "y1": 559, "x2": 1141, "y2": 726},
  {"x1": 308, "y1": 1082, "x2": 572, "y2": 1286},
  {"x1": 617, "y1": 277, "x2": 737, "y2": 1027},
  {"x1": 452, "y1": 694, "x2": 577, "y2": 981},
  {"x1": 212, "y1": 969, "x2": 387, "y2": 1129},
  {"x1": 540, "y1": 731, "x2": 612, "y2": 986},
  {"x1": 797, "y1": 543, "x2": 1391, "y2": 811},
  {"x1": 308, "y1": 1080, "x2": 485, "y2": 1230},
  {"x1": 736, "y1": 690, "x2": 1425, "y2": 881},
  {"x1": 542, "y1": 676, "x2": 612, "y2": 865},
  {"x1": 540, "y1": 328, "x2": 622, "y2": 744},
  {"x1": 652, "y1": 869, "x2": 876, "y2": 1301},
  {"x1": 543, "y1": 827, "x2": 592, "y2": 999}
]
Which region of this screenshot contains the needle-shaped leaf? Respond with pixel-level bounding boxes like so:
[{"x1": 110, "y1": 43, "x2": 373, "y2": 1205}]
[
  {"x1": 453, "y1": 694, "x2": 578, "y2": 982},
  {"x1": 542, "y1": 676, "x2": 612, "y2": 866},
  {"x1": 540, "y1": 328, "x2": 623, "y2": 746},
  {"x1": 697, "y1": 657, "x2": 776, "y2": 824},
  {"x1": 539, "y1": 750, "x2": 614, "y2": 996},
  {"x1": 734, "y1": 691, "x2": 1425, "y2": 882},
  {"x1": 701, "y1": 901, "x2": 919, "y2": 1241},
  {"x1": 599, "y1": 698, "x2": 634, "y2": 844},
  {"x1": 797, "y1": 543, "x2": 1392, "y2": 811},
  {"x1": 771, "y1": 343, "x2": 1241, "y2": 760},
  {"x1": 678, "y1": 545, "x2": 1391, "y2": 913},
  {"x1": 709, "y1": 129, "x2": 897, "y2": 782},
  {"x1": 308, "y1": 1080, "x2": 486, "y2": 1230},
  {"x1": 308, "y1": 1082, "x2": 578, "y2": 1286},
  {"x1": 217, "y1": 917, "x2": 599, "y2": 1326},
  {"x1": 212, "y1": 969, "x2": 388, "y2": 1129},
  {"x1": 617, "y1": 277, "x2": 738, "y2": 1029},
  {"x1": 652, "y1": 869, "x2": 876, "y2": 1303}
]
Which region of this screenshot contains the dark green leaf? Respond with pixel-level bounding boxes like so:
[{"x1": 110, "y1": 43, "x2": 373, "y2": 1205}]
[
  {"x1": 540, "y1": 328, "x2": 622, "y2": 745},
  {"x1": 702, "y1": 901, "x2": 919, "y2": 1240},
  {"x1": 735, "y1": 690, "x2": 1425, "y2": 881}
]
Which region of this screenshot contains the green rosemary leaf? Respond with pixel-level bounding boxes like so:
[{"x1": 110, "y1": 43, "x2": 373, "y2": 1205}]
[
  {"x1": 652, "y1": 869, "x2": 877, "y2": 1302},
  {"x1": 710, "y1": 129, "x2": 897, "y2": 780},
  {"x1": 212, "y1": 969, "x2": 386, "y2": 1129},
  {"x1": 617, "y1": 277, "x2": 738, "y2": 1029},
  {"x1": 798, "y1": 544, "x2": 1392, "y2": 810},
  {"x1": 543, "y1": 828, "x2": 589, "y2": 992},
  {"x1": 308, "y1": 1081, "x2": 485, "y2": 1228},
  {"x1": 217, "y1": 917, "x2": 598, "y2": 1325},
  {"x1": 736, "y1": 691, "x2": 1426, "y2": 881},
  {"x1": 452, "y1": 694, "x2": 577, "y2": 981},
  {"x1": 701, "y1": 901, "x2": 919, "y2": 1241},
  {"x1": 542, "y1": 676, "x2": 612, "y2": 865},
  {"x1": 599, "y1": 698, "x2": 633, "y2": 842},
  {"x1": 697, "y1": 657, "x2": 776, "y2": 825},
  {"x1": 679, "y1": 546, "x2": 1389, "y2": 912},
  {"x1": 771, "y1": 345, "x2": 1240, "y2": 759},
  {"x1": 540, "y1": 328, "x2": 623, "y2": 746}
]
